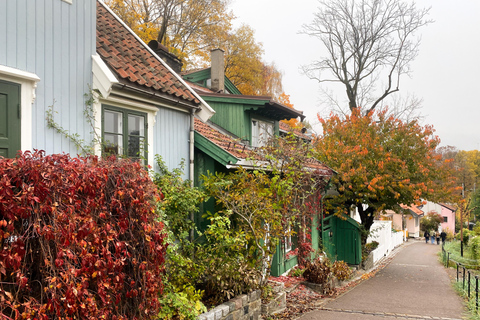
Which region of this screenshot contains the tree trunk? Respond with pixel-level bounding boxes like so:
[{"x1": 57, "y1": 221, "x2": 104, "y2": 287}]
[{"x1": 357, "y1": 204, "x2": 375, "y2": 245}]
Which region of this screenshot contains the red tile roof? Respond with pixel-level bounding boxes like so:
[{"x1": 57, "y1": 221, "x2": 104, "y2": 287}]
[
  {"x1": 194, "y1": 118, "x2": 253, "y2": 159},
  {"x1": 279, "y1": 122, "x2": 311, "y2": 141},
  {"x1": 440, "y1": 203, "x2": 456, "y2": 212},
  {"x1": 400, "y1": 204, "x2": 424, "y2": 216},
  {"x1": 96, "y1": 2, "x2": 199, "y2": 104},
  {"x1": 194, "y1": 118, "x2": 333, "y2": 176}
]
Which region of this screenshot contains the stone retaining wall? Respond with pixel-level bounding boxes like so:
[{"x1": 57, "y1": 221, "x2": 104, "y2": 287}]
[{"x1": 198, "y1": 290, "x2": 261, "y2": 320}]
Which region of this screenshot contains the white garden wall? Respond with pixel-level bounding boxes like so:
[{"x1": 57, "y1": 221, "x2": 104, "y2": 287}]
[{"x1": 367, "y1": 221, "x2": 404, "y2": 264}]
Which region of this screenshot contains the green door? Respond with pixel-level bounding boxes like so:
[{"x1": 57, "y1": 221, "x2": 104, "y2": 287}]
[{"x1": 0, "y1": 81, "x2": 21, "y2": 158}]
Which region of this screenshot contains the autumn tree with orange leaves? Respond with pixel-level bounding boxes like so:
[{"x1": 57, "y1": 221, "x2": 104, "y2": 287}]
[
  {"x1": 105, "y1": 0, "x2": 284, "y2": 99},
  {"x1": 315, "y1": 109, "x2": 458, "y2": 242}
]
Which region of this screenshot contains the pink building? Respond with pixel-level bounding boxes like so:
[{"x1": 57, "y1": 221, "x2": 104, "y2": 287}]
[
  {"x1": 382, "y1": 204, "x2": 424, "y2": 238},
  {"x1": 440, "y1": 203, "x2": 456, "y2": 235},
  {"x1": 418, "y1": 201, "x2": 456, "y2": 235}
]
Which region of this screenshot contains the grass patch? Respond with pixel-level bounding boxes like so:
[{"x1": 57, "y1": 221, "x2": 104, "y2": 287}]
[
  {"x1": 444, "y1": 241, "x2": 480, "y2": 269},
  {"x1": 453, "y1": 281, "x2": 480, "y2": 320}
]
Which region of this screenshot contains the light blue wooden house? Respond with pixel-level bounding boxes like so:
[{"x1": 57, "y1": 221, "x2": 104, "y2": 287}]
[{"x1": 0, "y1": 0, "x2": 213, "y2": 179}]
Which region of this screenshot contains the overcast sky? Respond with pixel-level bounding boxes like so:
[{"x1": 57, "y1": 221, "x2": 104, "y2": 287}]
[{"x1": 230, "y1": 0, "x2": 480, "y2": 151}]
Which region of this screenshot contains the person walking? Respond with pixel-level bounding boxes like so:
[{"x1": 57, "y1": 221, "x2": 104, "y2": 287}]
[
  {"x1": 440, "y1": 231, "x2": 447, "y2": 244},
  {"x1": 431, "y1": 231, "x2": 435, "y2": 244},
  {"x1": 424, "y1": 230, "x2": 430, "y2": 244},
  {"x1": 436, "y1": 232, "x2": 440, "y2": 245}
]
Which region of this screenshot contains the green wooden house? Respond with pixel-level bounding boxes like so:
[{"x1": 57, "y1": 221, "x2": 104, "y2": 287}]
[{"x1": 183, "y1": 49, "x2": 334, "y2": 276}]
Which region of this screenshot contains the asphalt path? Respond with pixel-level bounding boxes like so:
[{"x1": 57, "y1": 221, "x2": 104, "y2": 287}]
[{"x1": 298, "y1": 241, "x2": 465, "y2": 320}]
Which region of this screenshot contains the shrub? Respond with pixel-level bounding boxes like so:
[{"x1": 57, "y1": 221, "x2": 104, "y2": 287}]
[
  {"x1": 455, "y1": 229, "x2": 470, "y2": 246},
  {"x1": 157, "y1": 288, "x2": 207, "y2": 320},
  {"x1": 362, "y1": 241, "x2": 379, "y2": 261},
  {"x1": 303, "y1": 258, "x2": 332, "y2": 285},
  {"x1": 0, "y1": 150, "x2": 167, "y2": 319},
  {"x1": 470, "y1": 236, "x2": 480, "y2": 260},
  {"x1": 196, "y1": 214, "x2": 261, "y2": 306},
  {"x1": 288, "y1": 266, "x2": 305, "y2": 277},
  {"x1": 297, "y1": 240, "x2": 313, "y2": 267},
  {"x1": 331, "y1": 260, "x2": 352, "y2": 281}
]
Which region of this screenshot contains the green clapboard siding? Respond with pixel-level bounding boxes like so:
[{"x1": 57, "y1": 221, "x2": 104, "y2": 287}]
[
  {"x1": 270, "y1": 214, "x2": 321, "y2": 276},
  {"x1": 322, "y1": 215, "x2": 362, "y2": 265},
  {"x1": 0, "y1": 80, "x2": 21, "y2": 158}
]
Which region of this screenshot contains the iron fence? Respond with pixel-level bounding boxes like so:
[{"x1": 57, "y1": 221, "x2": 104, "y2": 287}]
[{"x1": 442, "y1": 245, "x2": 480, "y2": 311}]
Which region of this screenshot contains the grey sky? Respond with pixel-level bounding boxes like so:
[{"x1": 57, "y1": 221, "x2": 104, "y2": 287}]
[{"x1": 230, "y1": 0, "x2": 480, "y2": 151}]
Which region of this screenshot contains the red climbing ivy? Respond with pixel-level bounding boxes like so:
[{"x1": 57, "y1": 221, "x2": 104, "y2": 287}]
[{"x1": 0, "y1": 150, "x2": 167, "y2": 319}]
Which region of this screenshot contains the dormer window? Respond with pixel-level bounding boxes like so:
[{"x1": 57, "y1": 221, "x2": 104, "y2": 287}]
[{"x1": 251, "y1": 119, "x2": 274, "y2": 147}]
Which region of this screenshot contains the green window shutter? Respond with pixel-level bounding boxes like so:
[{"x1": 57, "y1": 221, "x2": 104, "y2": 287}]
[{"x1": 0, "y1": 80, "x2": 21, "y2": 158}]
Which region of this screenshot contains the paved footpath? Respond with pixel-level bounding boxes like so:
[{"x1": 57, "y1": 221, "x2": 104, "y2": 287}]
[{"x1": 298, "y1": 241, "x2": 466, "y2": 320}]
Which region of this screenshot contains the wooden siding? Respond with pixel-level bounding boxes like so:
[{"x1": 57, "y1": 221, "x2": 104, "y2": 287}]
[
  {"x1": 208, "y1": 101, "x2": 252, "y2": 141},
  {"x1": 0, "y1": 0, "x2": 96, "y2": 155},
  {"x1": 152, "y1": 107, "x2": 191, "y2": 179}
]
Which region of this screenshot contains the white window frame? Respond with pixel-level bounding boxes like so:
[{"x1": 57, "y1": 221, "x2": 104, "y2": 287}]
[
  {"x1": 251, "y1": 118, "x2": 274, "y2": 148},
  {"x1": 0, "y1": 65, "x2": 40, "y2": 153},
  {"x1": 285, "y1": 225, "x2": 292, "y2": 253}
]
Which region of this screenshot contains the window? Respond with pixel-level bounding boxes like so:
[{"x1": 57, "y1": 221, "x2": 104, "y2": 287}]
[
  {"x1": 285, "y1": 226, "x2": 292, "y2": 253},
  {"x1": 102, "y1": 105, "x2": 147, "y2": 160},
  {"x1": 251, "y1": 119, "x2": 274, "y2": 147},
  {"x1": 444, "y1": 216, "x2": 448, "y2": 223}
]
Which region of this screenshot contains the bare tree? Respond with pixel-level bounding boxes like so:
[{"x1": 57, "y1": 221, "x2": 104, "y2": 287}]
[{"x1": 302, "y1": 0, "x2": 432, "y2": 115}]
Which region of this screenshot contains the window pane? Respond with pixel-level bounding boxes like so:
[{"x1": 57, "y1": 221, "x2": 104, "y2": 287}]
[
  {"x1": 128, "y1": 114, "x2": 144, "y2": 137},
  {"x1": 252, "y1": 119, "x2": 274, "y2": 147},
  {"x1": 128, "y1": 114, "x2": 145, "y2": 158},
  {"x1": 104, "y1": 133, "x2": 123, "y2": 155},
  {"x1": 128, "y1": 136, "x2": 144, "y2": 158},
  {"x1": 251, "y1": 120, "x2": 259, "y2": 147},
  {"x1": 104, "y1": 110, "x2": 122, "y2": 134}
]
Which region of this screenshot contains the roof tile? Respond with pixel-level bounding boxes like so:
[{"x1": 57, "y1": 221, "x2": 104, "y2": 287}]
[
  {"x1": 96, "y1": 2, "x2": 199, "y2": 104},
  {"x1": 194, "y1": 118, "x2": 333, "y2": 177}
]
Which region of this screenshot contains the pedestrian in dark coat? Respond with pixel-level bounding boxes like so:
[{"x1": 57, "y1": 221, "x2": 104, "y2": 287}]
[
  {"x1": 424, "y1": 231, "x2": 430, "y2": 243},
  {"x1": 440, "y1": 231, "x2": 447, "y2": 244},
  {"x1": 436, "y1": 232, "x2": 440, "y2": 245}
]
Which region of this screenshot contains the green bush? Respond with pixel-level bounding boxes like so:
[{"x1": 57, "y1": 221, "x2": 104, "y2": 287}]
[
  {"x1": 153, "y1": 157, "x2": 207, "y2": 318},
  {"x1": 158, "y1": 288, "x2": 207, "y2": 320},
  {"x1": 473, "y1": 222, "x2": 480, "y2": 236},
  {"x1": 288, "y1": 266, "x2": 305, "y2": 277},
  {"x1": 470, "y1": 236, "x2": 480, "y2": 260},
  {"x1": 196, "y1": 214, "x2": 261, "y2": 306},
  {"x1": 455, "y1": 228, "x2": 470, "y2": 246}
]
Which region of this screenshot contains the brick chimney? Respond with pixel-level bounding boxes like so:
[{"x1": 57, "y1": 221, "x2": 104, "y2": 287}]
[
  {"x1": 148, "y1": 40, "x2": 183, "y2": 74},
  {"x1": 210, "y1": 49, "x2": 225, "y2": 93}
]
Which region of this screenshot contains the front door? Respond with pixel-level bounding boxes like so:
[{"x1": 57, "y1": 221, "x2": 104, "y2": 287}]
[{"x1": 0, "y1": 80, "x2": 21, "y2": 158}]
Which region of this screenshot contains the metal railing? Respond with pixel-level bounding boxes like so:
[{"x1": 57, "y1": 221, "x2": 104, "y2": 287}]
[{"x1": 442, "y1": 245, "x2": 480, "y2": 311}]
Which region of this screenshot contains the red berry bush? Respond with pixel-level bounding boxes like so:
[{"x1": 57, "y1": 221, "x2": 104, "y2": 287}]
[{"x1": 0, "y1": 151, "x2": 167, "y2": 319}]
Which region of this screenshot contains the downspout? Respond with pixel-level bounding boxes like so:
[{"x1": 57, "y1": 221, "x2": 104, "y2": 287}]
[{"x1": 189, "y1": 109, "x2": 195, "y2": 241}]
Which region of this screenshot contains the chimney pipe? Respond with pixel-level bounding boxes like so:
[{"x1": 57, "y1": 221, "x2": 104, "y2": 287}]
[{"x1": 210, "y1": 49, "x2": 225, "y2": 93}]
